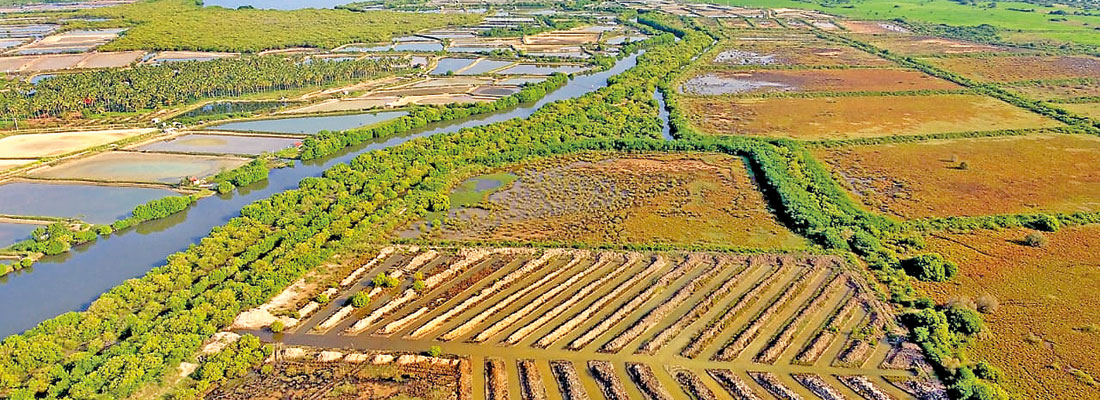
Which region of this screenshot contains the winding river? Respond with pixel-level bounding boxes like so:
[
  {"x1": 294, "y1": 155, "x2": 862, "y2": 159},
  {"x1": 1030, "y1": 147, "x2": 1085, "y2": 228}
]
[{"x1": 0, "y1": 52, "x2": 641, "y2": 338}]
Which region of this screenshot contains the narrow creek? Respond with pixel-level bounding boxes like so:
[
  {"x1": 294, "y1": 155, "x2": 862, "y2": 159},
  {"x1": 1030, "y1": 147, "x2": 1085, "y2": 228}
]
[
  {"x1": 0, "y1": 52, "x2": 642, "y2": 338},
  {"x1": 654, "y1": 88, "x2": 672, "y2": 140}
]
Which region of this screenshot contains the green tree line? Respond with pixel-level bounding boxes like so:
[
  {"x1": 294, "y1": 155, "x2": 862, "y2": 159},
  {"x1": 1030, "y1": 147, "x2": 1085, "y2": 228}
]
[{"x1": 0, "y1": 55, "x2": 408, "y2": 119}]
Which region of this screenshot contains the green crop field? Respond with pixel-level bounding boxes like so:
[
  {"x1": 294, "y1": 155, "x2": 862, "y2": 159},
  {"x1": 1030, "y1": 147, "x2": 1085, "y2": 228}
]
[{"x1": 693, "y1": 0, "x2": 1100, "y2": 47}]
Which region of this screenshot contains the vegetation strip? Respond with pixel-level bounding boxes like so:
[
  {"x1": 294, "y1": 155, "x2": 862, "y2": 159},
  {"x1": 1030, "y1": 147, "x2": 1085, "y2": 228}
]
[
  {"x1": 636, "y1": 256, "x2": 752, "y2": 355},
  {"x1": 599, "y1": 254, "x2": 717, "y2": 353},
  {"x1": 534, "y1": 255, "x2": 665, "y2": 349}
]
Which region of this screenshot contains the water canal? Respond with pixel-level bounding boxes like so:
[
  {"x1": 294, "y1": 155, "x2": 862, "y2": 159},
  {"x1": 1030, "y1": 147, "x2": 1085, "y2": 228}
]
[{"x1": 0, "y1": 51, "x2": 642, "y2": 338}]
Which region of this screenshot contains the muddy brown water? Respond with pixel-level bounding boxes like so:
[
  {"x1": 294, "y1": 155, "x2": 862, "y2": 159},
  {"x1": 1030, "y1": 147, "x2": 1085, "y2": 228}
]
[
  {"x1": 0, "y1": 51, "x2": 642, "y2": 339},
  {"x1": 679, "y1": 73, "x2": 792, "y2": 96}
]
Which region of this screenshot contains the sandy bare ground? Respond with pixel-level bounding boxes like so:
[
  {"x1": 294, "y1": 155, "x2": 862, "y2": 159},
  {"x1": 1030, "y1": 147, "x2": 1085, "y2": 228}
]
[
  {"x1": 10, "y1": 29, "x2": 122, "y2": 54},
  {"x1": 0, "y1": 51, "x2": 145, "y2": 72},
  {"x1": 0, "y1": 159, "x2": 34, "y2": 172},
  {"x1": 0, "y1": 128, "x2": 156, "y2": 158}
]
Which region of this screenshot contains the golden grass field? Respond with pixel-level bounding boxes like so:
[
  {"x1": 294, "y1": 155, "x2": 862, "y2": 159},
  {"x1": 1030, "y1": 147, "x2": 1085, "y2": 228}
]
[
  {"x1": 1006, "y1": 81, "x2": 1100, "y2": 101},
  {"x1": 814, "y1": 134, "x2": 1100, "y2": 219},
  {"x1": 1055, "y1": 102, "x2": 1100, "y2": 120},
  {"x1": 915, "y1": 226, "x2": 1100, "y2": 399}
]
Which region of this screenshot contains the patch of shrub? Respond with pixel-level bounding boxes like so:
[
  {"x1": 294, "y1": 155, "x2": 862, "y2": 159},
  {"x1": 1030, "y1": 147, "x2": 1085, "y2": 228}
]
[
  {"x1": 372, "y1": 272, "x2": 399, "y2": 288},
  {"x1": 945, "y1": 304, "x2": 984, "y2": 336},
  {"x1": 350, "y1": 291, "x2": 371, "y2": 308},
  {"x1": 426, "y1": 346, "x2": 442, "y2": 357},
  {"x1": 903, "y1": 253, "x2": 958, "y2": 282},
  {"x1": 1026, "y1": 214, "x2": 1061, "y2": 232}
]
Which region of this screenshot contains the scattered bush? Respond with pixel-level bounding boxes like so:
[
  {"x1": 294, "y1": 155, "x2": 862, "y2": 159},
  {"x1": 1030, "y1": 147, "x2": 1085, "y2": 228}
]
[
  {"x1": 350, "y1": 291, "x2": 371, "y2": 308},
  {"x1": 372, "y1": 272, "x2": 399, "y2": 288},
  {"x1": 974, "y1": 361, "x2": 1002, "y2": 383},
  {"x1": 945, "y1": 304, "x2": 984, "y2": 336},
  {"x1": 975, "y1": 293, "x2": 1000, "y2": 313},
  {"x1": 1023, "y1": 232, "x2": 1048, "y2": 247},
  {"x1": 269, "y1": 320, "x2": 284, "y2": 333},
  {"x1": 426, "y1": 346, "x2": 443, "y2": 357}
]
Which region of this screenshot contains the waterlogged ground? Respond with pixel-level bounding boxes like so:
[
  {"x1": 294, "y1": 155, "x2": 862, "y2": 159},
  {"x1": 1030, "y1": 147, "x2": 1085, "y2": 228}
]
[
  {"x1": 678, "y1": 69, "x2": 959, "y2": 96},
  {"x1": 233, "y1": 246, "x2": 943, "y2": 400},
  {"x1": 208, "y1": 111, "x2": 409, "y2": 135}
]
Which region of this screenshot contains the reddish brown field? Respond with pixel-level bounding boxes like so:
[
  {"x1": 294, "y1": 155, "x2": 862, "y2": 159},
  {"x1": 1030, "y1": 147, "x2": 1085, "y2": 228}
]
[
  {"x1": 925, "y1": 55, "x2": 1100, "y2": 83},
  {"x1": 814, "y1": 134, "x2": 1100, "y2": 218},
  {"x1": 863, "y1": 35, "x2": 1023, "y2": 55},
  {"x1": 681, "y1": 94, "x2": 1059, "y2": 140},
  {"x1": 710, "y1": 39, "x2": 894, "y2": 67},
  {"x1": 1006, "y1": 81, "x2": 1100, "y2": 101},
  {"x1": 678, "y1": 68, "x2": 960, "y2": 96},
  {"x1": 915, "y1": 227, "x2": 1100, "y2": 399}
]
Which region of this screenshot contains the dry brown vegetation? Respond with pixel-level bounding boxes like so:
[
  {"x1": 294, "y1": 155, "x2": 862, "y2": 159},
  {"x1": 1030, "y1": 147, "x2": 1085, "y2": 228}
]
[
  {"x1": 925, "y1": 55, "x2": 1100, "y2": 83},
  {"x1": 415, "y1": 153, "x2": 806, "y2": 249},
  {"x1": 915, "y1": 227, "x2": 1100, "y2": 399},
  {"x1": 681, "y1": 94, "x2": 1059, "y2": 139},
  {"x1": 203, "y1": 347, "x2": 467, "y2": 400},
  {"x1": 861, "y1": 35, "x2": 1024, "y2": 55},
  {"x1": 1005, "y1": 81, "x2": 1100, "y2": 101},
  {"x1": 814, "y1": 134, "x2": 1100, "y2": 219}
]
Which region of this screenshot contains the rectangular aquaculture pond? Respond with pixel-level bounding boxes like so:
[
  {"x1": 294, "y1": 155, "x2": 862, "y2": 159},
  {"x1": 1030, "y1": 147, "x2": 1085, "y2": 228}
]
[
  {"x1": 28, "y1": 152, "x2": 250, "y2": 184},
  {"x1": 0, "y1": 181, "x2": 181, "y2": 224},
  {"x1": 207, "y1": 111, "x2": 409, "y2": 135},
  {"x1": 136, "y1": 134, "x2": 300, "y2": 155}
]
